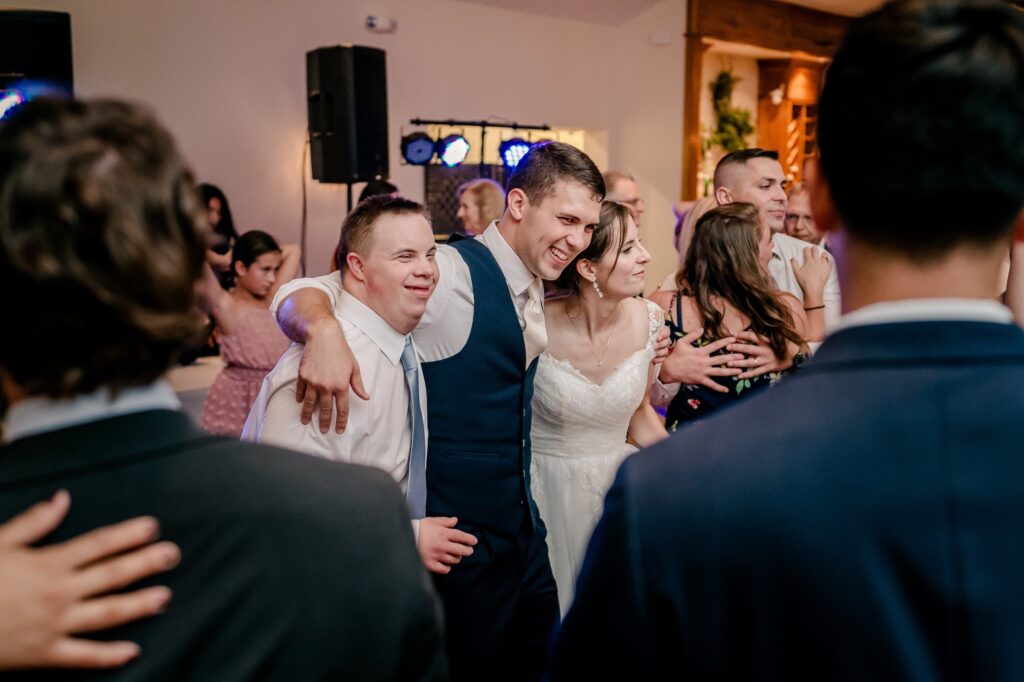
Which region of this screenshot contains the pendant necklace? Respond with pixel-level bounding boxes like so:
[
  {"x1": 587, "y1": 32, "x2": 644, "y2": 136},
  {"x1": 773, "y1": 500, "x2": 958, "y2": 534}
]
[{"x1": 566, "y1": 300, "x2": 622, "y2": 367}]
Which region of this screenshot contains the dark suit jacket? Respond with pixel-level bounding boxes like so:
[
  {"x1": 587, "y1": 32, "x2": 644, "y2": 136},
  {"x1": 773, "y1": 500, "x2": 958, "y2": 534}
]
[
  {"x1": 551, "y1": 320, "x2": 1024, "y2": 681},
  {"x1": 0, "y1": 409, "x2": 444, "y2": 681}
]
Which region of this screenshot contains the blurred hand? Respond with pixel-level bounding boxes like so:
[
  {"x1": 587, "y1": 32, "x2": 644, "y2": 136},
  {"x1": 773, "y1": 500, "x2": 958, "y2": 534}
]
[
  {"x1": 652, "y1": 326, "x2": 670, "y2": 365},
  {"x1": 658, "y1": 329, "x2": 743, "y2": 394},
  {"x1": 0, "y1": 491, "x2": 180, "y2": 670},
  {"x1": 295, "y1": 319, "x2": 369, "y2": 434},
  {"x1": 417, "y1": 517, "x2": 477, "y2": 575},
  {"x1": 792, "y1": 246, "x2": 832, "y2": 304},
  {"x1": 727, "y1": 331, "x2": 794, "y2": 379}
]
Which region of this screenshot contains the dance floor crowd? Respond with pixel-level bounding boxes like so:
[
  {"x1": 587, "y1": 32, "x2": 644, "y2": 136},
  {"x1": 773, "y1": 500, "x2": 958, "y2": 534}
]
[{"x1": 1, "y1": 0, "x2": 1023, "y2": 679}]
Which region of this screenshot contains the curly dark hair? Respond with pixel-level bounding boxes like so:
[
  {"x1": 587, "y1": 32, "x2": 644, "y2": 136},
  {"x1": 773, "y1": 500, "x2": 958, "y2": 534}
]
[
  {"x1": 677, "y1": 203, "x2": 804, "y2": 360},
  {"x1": 0, "y1": 97, "x2": 209, "y2": 398}
]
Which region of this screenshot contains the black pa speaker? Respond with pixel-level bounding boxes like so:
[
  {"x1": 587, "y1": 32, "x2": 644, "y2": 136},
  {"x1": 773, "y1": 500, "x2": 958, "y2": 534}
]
[
  {"x1": 0, "y1": 10, "x2": 73, "y2": 93},
  {"x1": 306, "y1": 45, "x2": 388, "y2": 184}
]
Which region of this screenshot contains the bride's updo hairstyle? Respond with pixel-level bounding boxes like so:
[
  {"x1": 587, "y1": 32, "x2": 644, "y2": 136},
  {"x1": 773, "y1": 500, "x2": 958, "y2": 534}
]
[
  {"x1": 554, "y1": 200, "x2": 631, "y2": 295},
  {"x1": 679, "y1": 202, "x2": 804, "y2": 360}
]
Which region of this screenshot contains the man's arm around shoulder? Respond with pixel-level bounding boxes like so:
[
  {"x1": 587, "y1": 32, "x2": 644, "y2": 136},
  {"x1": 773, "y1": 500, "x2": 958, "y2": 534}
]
[{"x1": 271, "y1": 273, "x2": 369, "y2": 434}]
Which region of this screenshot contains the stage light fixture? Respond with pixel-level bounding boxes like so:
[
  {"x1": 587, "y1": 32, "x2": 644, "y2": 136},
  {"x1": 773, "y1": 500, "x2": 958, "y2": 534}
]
[
  {"x1": 0, "y1": 81, "x2": 66, "y2": 122},
  {"x1": 499, "y1": 138, "x2": 531, "y2": 169},
  {"x1": 437, "y1": 134, "x2": 470, "y2": 167},
  {"x1": 401, "y1": 132, "x2": 436, "y2": 165},
  {"x1": 0, "y1": 92, "x2": 24, "y2": 121}
]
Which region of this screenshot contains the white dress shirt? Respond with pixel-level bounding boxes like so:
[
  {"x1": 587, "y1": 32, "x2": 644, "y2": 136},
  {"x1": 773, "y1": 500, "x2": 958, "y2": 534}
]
[
  {"x1": 3, "y1": 381, "x2": 180, "y2": 444},
  {"x1": 834, "y1": 298, "x2": 1013, "y2": 331},
  {"x1": 271, "y1": 222, "x2": 539, "y2": 363},
  {"x1": 244, "y1": 291, "x2": 428, "y2": 496},
  {"x1": 769, "y1": 232, "x2": 842, "y2": 331}
]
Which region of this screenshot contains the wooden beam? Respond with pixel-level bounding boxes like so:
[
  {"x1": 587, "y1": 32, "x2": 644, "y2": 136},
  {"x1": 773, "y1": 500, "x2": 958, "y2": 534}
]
[
  {"x1": 682, "y1": 0, "x2": 705, "y2": 201},
  {"x1": 682, "y1": 33, "x2": 705, "y2": 200},
  {"x1": 695, "y1": 0, "x2": 849, "y2": 58}
]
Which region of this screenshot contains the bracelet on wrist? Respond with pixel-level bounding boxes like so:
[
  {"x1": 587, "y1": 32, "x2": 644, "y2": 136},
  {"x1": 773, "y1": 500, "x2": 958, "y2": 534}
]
[{"x1": 804, "y1": 304, "x2": 825, "y2": 311}]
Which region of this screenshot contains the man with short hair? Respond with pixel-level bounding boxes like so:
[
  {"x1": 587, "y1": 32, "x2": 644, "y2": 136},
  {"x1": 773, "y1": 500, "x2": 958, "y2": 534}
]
[
  {"x1": 603, "y1": 170, "x2": 645, "y2": 225},
  {"x1": 0, "y1": 98, "x2": 443, "y2": 680},
  {"x1": 655, "y1": 149, "x2": 841, "y2": 393},
  {"x1": 551, "y1": 0, "x2": 1024, "y2": 678},
  {"x1": 713, "y1": 147, "x2": 841, "y2": 330},
  {"x1": 272, "y1": 141, "x2": 605, "y2": 681},
  {"x1": 244, "y1": 195, "x2": 478, "y2": 575}
]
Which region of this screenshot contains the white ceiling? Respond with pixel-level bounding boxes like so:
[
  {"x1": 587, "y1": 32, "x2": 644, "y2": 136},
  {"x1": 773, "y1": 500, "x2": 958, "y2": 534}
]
[{"x1": 448, "y1": 0, "x2": 886, "y2": 25}]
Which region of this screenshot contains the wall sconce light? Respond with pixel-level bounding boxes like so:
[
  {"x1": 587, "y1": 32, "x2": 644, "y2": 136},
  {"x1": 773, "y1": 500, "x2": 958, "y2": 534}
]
[{"x1": 770, "y1": 85, "x2": 786, "y2": 106}]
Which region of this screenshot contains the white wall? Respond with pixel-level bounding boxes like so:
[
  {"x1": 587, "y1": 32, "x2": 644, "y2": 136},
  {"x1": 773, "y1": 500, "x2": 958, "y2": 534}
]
[{"x1": 25, "y1": 0, "x2": 686, "y2": 284}]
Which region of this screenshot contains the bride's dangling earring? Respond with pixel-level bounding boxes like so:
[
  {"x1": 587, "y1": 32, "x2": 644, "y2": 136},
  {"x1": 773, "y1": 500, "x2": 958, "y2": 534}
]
[{"x1": 591, "y1": 279, "x2": 604, "y2": 299}]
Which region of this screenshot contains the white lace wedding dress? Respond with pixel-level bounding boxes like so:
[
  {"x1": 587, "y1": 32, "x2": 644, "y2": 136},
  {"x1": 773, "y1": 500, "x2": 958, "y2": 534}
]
[{"x1": 531, "y1": 299, "x2": 662, "y2": 614}]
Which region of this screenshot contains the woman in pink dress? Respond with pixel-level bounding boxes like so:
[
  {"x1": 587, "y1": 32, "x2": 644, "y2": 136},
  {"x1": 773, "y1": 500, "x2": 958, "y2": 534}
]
[{"x1": 201, "y1": 230, "x2": 299, "y2": 436}]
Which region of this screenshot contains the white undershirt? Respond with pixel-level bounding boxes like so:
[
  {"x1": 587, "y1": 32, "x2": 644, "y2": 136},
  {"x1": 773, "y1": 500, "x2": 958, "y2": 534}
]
[
  {"x1": 768, "y1": 232, "x2": 843, "y2": 332},
  {"x1": 834, "y1": 298, "x2": 1013, "y2": 330},
  {"x1": 3, "y1": 381, "x2": 180, "y2": 444}
]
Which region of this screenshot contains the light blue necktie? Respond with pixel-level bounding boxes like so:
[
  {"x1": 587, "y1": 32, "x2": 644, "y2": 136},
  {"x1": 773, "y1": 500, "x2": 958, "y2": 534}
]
[{"x1": 401, "y1": 337, "x2": 427, "y2": 519}]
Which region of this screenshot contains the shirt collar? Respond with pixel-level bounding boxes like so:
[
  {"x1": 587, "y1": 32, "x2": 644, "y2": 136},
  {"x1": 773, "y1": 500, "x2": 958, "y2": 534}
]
[
  {"x1": 479, "y1": 222, "x2": 538, "y2": 298},
  {"x1": 338, "y1": 290, "x2": 409, "y2": 366},
  {"x1": 3, "y1": 380, "x2": 181, "y2": 444},
  {"x1": 835, "y1": 298, "x2": 1014, "y2": 333},
  {"x1": 771, "y1": 233, "x2": 783, "y2": 260}
]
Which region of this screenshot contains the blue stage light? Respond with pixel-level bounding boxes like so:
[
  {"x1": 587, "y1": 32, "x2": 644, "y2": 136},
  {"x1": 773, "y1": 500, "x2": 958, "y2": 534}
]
[
  {"x1": 499, "y1": 138, "x2": 531, "y2": 169},
  {"x1": 437, "y1": 134, "x2": 470, "y2": 167},
  {"x1": 401, "y1": 132, "x2": 436, "y2": 165},
  {"x1": 0, "y1": 81, "x2": 67, "y2": 121},
  {"x1": 0, "y1": 92, "x2": 24, "y2": 121}
]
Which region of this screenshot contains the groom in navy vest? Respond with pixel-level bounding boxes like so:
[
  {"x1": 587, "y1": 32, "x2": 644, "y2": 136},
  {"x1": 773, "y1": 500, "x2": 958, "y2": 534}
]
[
  {"x1": 550, "y1": 0, "x2": 1024, "y2": 679},
  {"x1": 272, "y1": 143, "x2": 605, "y2": 681}
]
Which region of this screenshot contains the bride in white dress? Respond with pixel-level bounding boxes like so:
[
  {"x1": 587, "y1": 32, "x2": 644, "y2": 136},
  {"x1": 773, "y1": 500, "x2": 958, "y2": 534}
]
[{"x1": 531, "y1": 201, "x2": 669, "y2": 614}]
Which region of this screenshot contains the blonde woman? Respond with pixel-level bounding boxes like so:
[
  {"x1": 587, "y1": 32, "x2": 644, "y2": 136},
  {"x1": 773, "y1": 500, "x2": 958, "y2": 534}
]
[{"x1": 455, "y1": 178, "x2": 505, "y2": 235}]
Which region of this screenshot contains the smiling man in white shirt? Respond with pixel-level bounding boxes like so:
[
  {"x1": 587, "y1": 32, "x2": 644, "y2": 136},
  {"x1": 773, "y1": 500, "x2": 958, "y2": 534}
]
[
  {"x1": 244, "y1": 195, "x2": 477, "y2": 575},
  {"x1": 655, "y1": 148, "x2": 841, "y2": 397},
  {"x1": 713, "y1": 147, "x2": 842, "y2": 330},
  {"x1": 269, "y1": 142, "x2": 609, "y2": 682}
]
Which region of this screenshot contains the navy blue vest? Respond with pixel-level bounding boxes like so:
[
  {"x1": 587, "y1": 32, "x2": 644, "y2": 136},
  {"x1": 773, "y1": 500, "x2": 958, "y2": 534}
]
[{"x1": 421, "y1": 239, "x2": 540, "y2": 536}]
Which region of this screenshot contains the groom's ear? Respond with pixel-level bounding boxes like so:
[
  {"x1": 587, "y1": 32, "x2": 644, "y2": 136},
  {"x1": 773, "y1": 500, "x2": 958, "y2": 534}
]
[{"x1": 506, "y1": 188, "x2": 528, "y2": 222}]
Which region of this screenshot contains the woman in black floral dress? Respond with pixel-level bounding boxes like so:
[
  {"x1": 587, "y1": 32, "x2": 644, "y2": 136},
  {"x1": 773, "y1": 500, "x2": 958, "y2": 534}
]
[{"x1": 650, "y1": 203, "x2": 818, "y2": 431}]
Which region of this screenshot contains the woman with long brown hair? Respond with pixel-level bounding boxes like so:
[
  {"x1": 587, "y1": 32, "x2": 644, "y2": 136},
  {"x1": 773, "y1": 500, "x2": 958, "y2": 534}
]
[{"x1": 651, "y1": 202, "x2": 824, "y2": 431}]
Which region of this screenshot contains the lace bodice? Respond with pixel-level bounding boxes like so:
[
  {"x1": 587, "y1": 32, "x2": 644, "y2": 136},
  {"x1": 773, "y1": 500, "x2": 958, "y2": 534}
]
[{"x1": 531, "y1": 299, "x2": 662, "y2": 457}]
